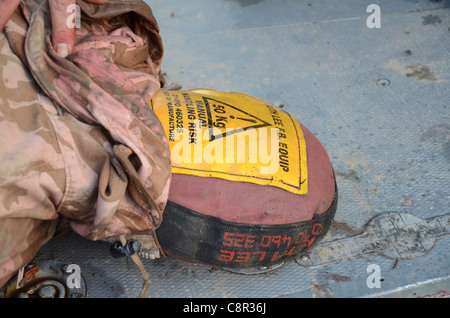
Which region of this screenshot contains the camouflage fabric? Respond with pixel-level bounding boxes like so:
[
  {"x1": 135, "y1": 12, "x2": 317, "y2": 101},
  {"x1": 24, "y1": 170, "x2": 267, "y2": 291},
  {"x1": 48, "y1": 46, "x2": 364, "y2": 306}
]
[{"x1": 0, "y1": 0, "x2": 171, "y2": 288}]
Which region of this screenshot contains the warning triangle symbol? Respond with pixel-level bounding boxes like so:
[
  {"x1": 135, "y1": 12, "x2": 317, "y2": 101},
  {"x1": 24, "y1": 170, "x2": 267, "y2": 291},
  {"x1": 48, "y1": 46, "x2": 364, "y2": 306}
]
[{"x1": 202, "y1": 97, "x2": 272, "y2": 141}]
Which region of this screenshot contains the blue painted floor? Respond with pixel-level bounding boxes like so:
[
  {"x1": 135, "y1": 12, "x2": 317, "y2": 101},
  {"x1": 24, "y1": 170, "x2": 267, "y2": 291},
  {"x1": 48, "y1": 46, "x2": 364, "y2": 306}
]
[{"x1": 34, "y1": 0, "x2": 450, "y2": 298}]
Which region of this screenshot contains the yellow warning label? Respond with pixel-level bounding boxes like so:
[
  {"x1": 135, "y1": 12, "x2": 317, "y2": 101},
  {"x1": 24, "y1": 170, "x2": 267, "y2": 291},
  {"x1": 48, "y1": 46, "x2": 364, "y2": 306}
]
[{"x1": 150, "y1": 89, "x2": 308, "y2": 194}]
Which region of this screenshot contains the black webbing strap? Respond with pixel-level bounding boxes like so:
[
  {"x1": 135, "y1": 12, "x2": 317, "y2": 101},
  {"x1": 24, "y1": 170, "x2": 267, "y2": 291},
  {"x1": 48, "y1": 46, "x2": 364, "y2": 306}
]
[{"x1": 156, "y1": 191, "x2": 337, "y2": 268}]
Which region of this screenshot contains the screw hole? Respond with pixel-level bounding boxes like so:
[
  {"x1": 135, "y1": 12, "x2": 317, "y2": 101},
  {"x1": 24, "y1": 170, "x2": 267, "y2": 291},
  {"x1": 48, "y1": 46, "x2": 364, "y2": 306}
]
[
  {"x1": 376, "y1": 78, "x2": 390, "y2": 87},
  {"x1": 273, "y1": 100, "x2": 288, "y2": 109}
]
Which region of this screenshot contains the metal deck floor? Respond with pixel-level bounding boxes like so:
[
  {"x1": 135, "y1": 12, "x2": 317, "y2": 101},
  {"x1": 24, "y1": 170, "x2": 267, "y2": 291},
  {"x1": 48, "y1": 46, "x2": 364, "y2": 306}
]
[{"x1": 34, "y1": 0, "x2": 450, "y2": 298}]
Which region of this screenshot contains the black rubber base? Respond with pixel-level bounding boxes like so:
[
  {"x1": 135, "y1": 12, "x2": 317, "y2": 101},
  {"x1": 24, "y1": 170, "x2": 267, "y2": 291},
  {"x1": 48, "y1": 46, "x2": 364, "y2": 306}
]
[{"x1": 156, "y1": 189, "x2": 338, "y2": 268}]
